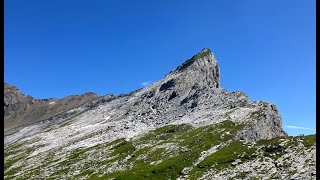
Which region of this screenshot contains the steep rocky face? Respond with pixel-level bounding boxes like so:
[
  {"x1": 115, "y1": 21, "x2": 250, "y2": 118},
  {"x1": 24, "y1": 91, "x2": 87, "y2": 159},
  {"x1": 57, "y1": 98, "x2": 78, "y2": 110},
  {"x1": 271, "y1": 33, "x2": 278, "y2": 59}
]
[
  {"x1": 4, "y1": 83, "x2": 101, "y2": 131},
  {"x1": 236, "y1": 101, "x2": 287, "y2": 141},
  {"x1": 3, "y1": 48, "x2": 300, "y2": 180},
  {"x1": 167, "y1": 48, "x2": 220, "y2": 91}
]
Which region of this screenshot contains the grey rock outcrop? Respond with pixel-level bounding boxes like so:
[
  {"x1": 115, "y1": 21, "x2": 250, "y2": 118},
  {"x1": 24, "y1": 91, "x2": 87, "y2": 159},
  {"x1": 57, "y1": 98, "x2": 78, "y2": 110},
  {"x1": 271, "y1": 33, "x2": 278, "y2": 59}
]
[
  {"x1": 236, "y1": 101, "x2": 287, "y2": 141},
  {"x1": 168, "y1": 48, "x2": 220, "y2": 90}
]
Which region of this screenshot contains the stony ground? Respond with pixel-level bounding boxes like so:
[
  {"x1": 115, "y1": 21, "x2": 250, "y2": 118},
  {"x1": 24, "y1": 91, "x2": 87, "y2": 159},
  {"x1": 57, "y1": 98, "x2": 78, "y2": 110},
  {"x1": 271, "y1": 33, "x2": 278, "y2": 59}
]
[{"x1": 4, "y1": 120, "x2": 316, "y2": 179}]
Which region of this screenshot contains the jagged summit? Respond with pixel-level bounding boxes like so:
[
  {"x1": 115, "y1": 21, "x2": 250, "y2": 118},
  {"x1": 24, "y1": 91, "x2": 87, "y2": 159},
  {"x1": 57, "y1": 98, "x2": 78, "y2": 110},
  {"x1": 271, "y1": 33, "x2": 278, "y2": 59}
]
[
  {"x1": 167, "y1": 48, "x2": 220, "y2": 90},
  {"x1": 4, "y1": 83, "x2": 21, "y2": 92},
  {"x1": 174, "y1": 48, "x2": 215, "y2": 71},
  {"x1": 201, "y1": 47, "x2": 211, "y2": 52}
]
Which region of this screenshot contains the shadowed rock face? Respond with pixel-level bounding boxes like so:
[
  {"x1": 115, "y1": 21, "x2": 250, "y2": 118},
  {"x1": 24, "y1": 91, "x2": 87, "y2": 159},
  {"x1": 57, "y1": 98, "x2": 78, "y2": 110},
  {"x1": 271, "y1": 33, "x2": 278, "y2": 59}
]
[{"x1": 4, "y1": 83, "x2": 100, "y2": 131}]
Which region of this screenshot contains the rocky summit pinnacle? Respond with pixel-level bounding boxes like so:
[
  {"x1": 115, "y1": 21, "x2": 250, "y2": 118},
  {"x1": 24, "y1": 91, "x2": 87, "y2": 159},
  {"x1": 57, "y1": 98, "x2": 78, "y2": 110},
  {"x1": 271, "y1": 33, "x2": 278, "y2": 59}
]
[
  {"x1": 165, "y1": 48, "x2": 220, "y2": 96},
  {"x1": 4, "y1": 48, "x2": 315, "y2": 180}
]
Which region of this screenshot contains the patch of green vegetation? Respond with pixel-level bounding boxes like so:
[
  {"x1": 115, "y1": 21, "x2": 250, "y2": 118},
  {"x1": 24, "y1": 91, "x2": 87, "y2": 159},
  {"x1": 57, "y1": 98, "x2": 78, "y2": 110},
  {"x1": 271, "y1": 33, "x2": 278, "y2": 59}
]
[
  {"x1": 103, "y1": 121, "x2": 245, "y2": 180},
  {"x1": 178, "y1": 120, "x2": 244, "y2": 151},
  {"x1": 74, "y1": 169, "x2": 95, "y2": 178},
  {"x1": 100, "y1": 141, "x2": 135, "y2": 165},
  {"x1": 33, "y1": 138, "x2": 131, "y2": 179},
  {"x1": 24, "y1": 166, "x2": 41, "y2": 177},
  {"x1": 108, "y1": 138, "x2": 126, "y2": 146},
  {"x1": 4, "y1": 141, "x2": 37, "y2": 175},
  {"x1": 70, "y1": 148, "x2": 87, "y2": 159},
  {"x1": 100, "y1": 150, "x2": 198, "y2": 180},
  {"x1": 50, "y1": 168, "x2": 69, "y2": 177},
  {"x1": 41, "y1": 153, "x2": 60, "y2": 168},
  {"x1": 132, "y1": 146, "x2": 151, "y2": 158},
  {"x1": 5, "y1": 155, "x2": 26, "y2": 171},
  {"x1": 256, "y1": 136, "x2": 284, "y2": 146},
  {"x1": 57, "y1": 138, "x2": 130, "y2": 169},
  {"x1": 256, "y1": 136, "x2": 298, "y2": 160},
  {"x1": 5, "y1": 143, "x2": 23, "y2": 154},
  {"x1": 86, "y1": 139, "x2": 134, "y2": 167},
  {"x1": 145, "y1": 148, "x2": 165, "y2": 162},
  {"x1": 111, "y1": 140, "x2": 135, "y2": 156},
  {"x1": 4, "y1": 138, "x2": 37, "y2": 156},
  {"x1": 57, "y1": 148, "x2": 87, "y2": 167},
  {"x1": 131, "y1": 145, "x2": 180, "y2": 169},
  {"x1": 302, "y1": 134, "x2": 316, "y2": 147},
  {"x1": 137, "y1": 124, "x2": 193, "y2": 144},
  {"x1": 4, "y1": 165, "x2": 24, "y2": 177},
  {"x1": 197, "y1": 141, "x2": 257, "y2": 170}
]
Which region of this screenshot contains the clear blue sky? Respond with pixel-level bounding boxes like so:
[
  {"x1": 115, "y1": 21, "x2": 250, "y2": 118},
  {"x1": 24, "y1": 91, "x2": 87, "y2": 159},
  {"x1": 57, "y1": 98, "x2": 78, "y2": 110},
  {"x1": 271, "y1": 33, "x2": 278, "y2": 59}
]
[{"x1": 4, "y1": 0, "x2": 315, "y2": 136}]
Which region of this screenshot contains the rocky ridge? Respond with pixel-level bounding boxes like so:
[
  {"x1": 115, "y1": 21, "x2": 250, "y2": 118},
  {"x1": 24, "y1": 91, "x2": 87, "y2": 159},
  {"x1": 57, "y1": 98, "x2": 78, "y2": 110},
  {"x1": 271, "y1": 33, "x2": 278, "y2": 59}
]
[
  {"x1": 4, "y1": 83, "x2": 101, "y2": 131},
  {"x1": 4, "y1": 48, "x2": 315, "y2": 179}
]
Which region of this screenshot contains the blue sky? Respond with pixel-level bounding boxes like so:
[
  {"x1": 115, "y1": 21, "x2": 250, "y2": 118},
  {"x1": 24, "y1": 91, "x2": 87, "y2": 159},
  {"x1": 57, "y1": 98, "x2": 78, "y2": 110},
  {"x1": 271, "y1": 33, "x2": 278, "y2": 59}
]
[{"x1": 4, "y1": 0, "x2": 315, "y2": 136}]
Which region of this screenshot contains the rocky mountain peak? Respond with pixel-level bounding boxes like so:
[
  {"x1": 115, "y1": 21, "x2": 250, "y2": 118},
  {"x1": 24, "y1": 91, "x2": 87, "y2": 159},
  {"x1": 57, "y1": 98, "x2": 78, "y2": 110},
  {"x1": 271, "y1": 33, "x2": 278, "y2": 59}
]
[
  {"x1": 4, "y1": 83, "x2": 22, "y2": 94},
  {"x1": 4, "y1": 49, "x2": 307, "y2": 180},
  {"x1": 200, "y1": 47, "x2": 211, "y2": 53},
  {"x1": 173, "y1": 48, "x2": 215, "y2": 72},
  {"x1": 4, "y1": 83, "x2": 32, "y2": 107},
  {"x1": 163, "y1": 48, "x2": 220, "y2": 95}
]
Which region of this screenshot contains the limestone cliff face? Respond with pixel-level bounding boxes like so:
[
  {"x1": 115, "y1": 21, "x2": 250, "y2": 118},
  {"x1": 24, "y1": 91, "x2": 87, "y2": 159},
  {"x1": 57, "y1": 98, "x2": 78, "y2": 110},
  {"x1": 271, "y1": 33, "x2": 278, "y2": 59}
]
[
  {"x1": 168, "y1": 48, "x2": 220, "y2": 90},
  {"x1": 236, "y1": 101, "x2": 288, "y2": 141}
]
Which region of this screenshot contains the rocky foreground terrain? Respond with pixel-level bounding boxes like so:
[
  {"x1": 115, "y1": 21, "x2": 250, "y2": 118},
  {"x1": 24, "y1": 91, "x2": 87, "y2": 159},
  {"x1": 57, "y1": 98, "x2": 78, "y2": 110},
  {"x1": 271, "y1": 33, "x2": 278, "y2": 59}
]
[{"x1": 4, "y1": 48, "x2": 316, "y2": 179}]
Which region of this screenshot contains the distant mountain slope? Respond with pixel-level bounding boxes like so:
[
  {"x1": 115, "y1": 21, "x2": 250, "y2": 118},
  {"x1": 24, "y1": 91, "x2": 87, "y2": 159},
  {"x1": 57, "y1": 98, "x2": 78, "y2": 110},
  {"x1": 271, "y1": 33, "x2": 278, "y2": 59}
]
[{"x1": 4, "y1": 83, "x2": 100, "y2": 130}]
